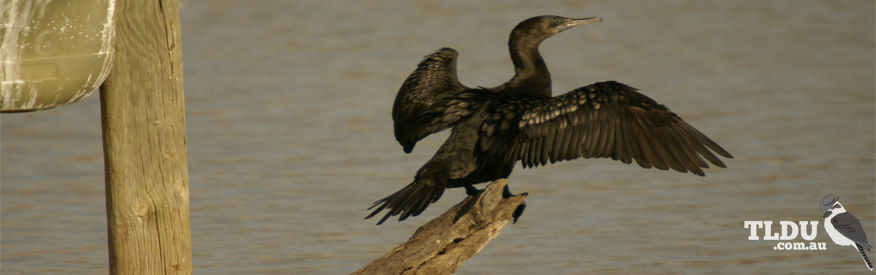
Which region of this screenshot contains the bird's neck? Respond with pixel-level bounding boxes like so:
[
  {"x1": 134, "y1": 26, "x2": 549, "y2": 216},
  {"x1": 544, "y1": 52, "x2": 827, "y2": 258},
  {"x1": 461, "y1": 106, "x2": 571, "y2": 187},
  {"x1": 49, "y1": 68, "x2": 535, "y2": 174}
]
[{"x1": 506, "y1": 34, "x2": 551, "y2": 97}]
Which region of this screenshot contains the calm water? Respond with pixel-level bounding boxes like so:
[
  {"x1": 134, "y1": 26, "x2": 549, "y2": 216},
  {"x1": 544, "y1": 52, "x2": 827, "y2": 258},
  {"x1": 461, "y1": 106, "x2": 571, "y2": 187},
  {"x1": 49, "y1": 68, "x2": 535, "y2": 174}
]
[{"x1": 2, "y1": 1, "x2": 874, "y2": 273}]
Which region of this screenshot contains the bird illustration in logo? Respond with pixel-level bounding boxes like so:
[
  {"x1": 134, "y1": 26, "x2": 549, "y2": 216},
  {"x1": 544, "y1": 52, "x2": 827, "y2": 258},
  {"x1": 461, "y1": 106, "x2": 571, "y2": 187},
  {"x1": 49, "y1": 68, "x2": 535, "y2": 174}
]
[{"x1": 821, "y1": 194, "x2": 873, "y2": 271}]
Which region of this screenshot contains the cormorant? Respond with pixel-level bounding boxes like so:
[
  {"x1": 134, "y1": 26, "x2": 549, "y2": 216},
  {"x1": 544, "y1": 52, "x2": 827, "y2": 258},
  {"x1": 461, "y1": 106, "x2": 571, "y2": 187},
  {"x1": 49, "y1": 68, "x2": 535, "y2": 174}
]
[{"x1": 366, "y1": 15, "x2": 733, "y2": 225}]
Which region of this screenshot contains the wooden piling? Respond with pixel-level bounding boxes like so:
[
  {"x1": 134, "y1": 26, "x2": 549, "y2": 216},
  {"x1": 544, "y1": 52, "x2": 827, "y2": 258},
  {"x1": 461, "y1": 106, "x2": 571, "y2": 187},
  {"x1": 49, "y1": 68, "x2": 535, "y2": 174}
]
[{"x1": 99, "y1": 0, "x2": 191, "y2": 273}]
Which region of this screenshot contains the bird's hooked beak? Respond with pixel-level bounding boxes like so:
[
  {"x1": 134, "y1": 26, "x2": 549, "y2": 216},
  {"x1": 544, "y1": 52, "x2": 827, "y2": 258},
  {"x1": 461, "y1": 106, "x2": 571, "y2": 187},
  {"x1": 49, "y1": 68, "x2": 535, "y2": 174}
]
[{"x1": 557, "y1": 16, "x2": 603, "y2": 32}]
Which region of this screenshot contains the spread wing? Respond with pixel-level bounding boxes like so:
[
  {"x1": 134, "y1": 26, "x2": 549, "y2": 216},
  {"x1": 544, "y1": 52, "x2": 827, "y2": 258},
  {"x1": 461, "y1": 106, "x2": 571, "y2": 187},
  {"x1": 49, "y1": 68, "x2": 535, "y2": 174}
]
[
  {"x1": 393, "y1": 48, "x2": 474, "y2": 153},
  {"x1": 476, "y1": 81, "x2": 733, "y2": 176},
  {"x1": 832, "y1": 212, "x2": 872, "y2": 250}
]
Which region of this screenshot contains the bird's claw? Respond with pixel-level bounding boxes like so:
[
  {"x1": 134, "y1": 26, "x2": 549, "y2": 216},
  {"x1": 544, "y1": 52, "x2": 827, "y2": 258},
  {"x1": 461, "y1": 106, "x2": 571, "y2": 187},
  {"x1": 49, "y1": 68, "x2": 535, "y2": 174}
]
[
  {"x1": 464, "y1": 185, "x2": 481, "y2": 196},
  {"x1": 502, "y1": 185, "x2": 513, "y2": 198},
  {"x1": 503, "y1": 185, "x2": 527, "y2": 223},
  {"x1": 512, "y1": 202, "x2": 526, "y2": 223}
]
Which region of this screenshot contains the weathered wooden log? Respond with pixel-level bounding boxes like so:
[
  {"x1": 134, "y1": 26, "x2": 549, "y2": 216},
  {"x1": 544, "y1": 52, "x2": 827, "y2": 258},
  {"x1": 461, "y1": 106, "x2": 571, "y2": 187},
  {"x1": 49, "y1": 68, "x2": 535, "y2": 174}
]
[
  {"x1": 355, "y1": 179, "x2": 527, "y2": 275},
  {"x1": 99, "y1": 0, "x2": 191, "y2": 273}
]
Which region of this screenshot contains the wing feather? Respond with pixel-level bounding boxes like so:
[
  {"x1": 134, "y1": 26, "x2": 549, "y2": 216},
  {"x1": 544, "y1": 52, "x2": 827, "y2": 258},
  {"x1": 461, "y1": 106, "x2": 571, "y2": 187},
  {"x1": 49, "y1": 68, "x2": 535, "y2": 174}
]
[
  {"x1": 552, "y1": 125, "x2": 567, "y2": 162},
  {"x1": 541, "y1": 130, "x2": 553, "y2": 165},
  {"x1": 570, "y1": 126, "x2": 584, "y2": 159}
]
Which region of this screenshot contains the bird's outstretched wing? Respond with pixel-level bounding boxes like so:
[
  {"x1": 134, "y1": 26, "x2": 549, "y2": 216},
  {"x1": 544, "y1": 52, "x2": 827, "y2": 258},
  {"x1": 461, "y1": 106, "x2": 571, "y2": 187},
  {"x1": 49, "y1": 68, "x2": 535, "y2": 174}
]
[
  {"x1": 476, "y1": 81, "x2": 733, "y2": 176},
  {"x1": 393, "y1": 48, "x2": 474, "y2": 153},
  {"x1": 832, "y1": 212, "x2": 872, "y2": 251}
]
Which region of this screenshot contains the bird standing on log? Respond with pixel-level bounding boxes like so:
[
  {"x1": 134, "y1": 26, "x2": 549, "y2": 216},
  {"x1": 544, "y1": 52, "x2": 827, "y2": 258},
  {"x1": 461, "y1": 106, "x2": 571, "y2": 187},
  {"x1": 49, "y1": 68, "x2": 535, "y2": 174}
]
[{"x1": 367, "y1": 15, "x2": 733, "y2": 225}]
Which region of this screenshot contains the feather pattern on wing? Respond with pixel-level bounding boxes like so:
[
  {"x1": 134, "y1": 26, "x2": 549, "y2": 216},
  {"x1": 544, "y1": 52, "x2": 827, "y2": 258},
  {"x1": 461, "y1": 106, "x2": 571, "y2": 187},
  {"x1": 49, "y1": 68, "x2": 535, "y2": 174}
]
[
  {"x1": 832, "y1": 212, "x2": 873, "y2": 250},
  {"x1": 475, "y1": 81, "x2": 733, "y2": 176},
  {"x1": 392, "y1": 48, "x2": 476, "y2": 153}
]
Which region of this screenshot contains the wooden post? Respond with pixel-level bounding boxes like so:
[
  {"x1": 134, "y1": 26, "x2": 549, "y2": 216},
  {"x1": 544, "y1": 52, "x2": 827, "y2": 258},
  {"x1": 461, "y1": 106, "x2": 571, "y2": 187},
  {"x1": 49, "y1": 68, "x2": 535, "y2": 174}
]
[
  {"x1": 99, "y1": 0, "x2": 191, "y2": 274},
  {"x1": 355, "y1": 179, "x2": 527, "y2": 274}
]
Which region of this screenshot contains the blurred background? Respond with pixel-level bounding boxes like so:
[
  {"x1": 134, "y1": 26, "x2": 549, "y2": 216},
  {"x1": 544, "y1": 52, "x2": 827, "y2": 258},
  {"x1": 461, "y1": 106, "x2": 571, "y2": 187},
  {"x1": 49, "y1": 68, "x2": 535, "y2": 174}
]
[{"x1": 2, "y1": 0, "x2": 874, "y2": 273}]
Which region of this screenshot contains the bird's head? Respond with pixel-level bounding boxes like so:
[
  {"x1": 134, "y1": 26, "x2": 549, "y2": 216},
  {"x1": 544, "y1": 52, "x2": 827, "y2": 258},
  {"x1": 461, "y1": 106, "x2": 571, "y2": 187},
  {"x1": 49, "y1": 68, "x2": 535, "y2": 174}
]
[
  {"x1": 510, "y1": 15, "x2": 602, "y2": 43},
  {"x1": 821, "y1": 194, "x2": 846, "y2": 216}
]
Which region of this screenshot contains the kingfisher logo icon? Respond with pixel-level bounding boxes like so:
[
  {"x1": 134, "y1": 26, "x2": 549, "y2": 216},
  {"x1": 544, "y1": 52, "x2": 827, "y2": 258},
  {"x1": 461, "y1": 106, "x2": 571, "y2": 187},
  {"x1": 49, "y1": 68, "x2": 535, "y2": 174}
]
[
  {"x1": 821, "y1": 194, "x2": 873, "y2": 271},
  {"x1": 743, "y1": 194, "x2": 873, "y2": 271}
]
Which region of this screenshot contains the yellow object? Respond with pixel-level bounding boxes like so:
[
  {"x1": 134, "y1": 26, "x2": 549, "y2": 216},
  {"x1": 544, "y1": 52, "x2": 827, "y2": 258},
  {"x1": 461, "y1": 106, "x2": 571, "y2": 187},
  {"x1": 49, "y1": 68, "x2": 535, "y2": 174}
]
[{"x1": 1, "y1": 0, "x2": 116, "y2": 112}]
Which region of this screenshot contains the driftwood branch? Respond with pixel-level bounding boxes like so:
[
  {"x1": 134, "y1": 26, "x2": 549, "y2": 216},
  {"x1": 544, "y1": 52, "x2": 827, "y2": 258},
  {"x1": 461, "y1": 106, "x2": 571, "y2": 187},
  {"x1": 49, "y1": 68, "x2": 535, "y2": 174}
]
[{"x1": 355, "y1": 179, "x2": 526, "y2": 275}]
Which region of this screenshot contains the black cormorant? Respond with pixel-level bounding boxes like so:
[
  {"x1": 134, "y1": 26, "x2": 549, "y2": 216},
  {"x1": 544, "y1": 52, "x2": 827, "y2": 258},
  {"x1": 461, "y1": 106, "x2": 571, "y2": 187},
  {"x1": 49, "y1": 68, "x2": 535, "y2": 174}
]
[{"x1": 367, "y1": 15, "x2": 733, "y2": 225}]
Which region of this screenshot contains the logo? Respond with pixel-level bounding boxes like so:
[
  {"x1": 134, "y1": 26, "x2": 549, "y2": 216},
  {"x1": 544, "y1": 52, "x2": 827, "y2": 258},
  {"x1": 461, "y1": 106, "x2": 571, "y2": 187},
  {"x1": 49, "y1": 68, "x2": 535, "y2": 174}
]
[
  {"x1": 743, "y1": 220, "x2": 824, "y2": 250},
  {"x1": 821, "y1": 194, "x2": 873, "y2": 271},
  {"x1": 744, "y1": 194, "x2": 873, "y2": 271}
]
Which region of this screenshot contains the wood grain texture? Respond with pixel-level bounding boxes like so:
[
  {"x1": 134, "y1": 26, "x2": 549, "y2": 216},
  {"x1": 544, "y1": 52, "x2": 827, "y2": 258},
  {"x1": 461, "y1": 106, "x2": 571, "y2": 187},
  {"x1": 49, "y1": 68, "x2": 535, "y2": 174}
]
[
  {"x1": 355, "y1": 179, "x2": 527, "y2": 275},
  {"x1": 99, "y1": 0, "x2": 191, "y2": 273}
]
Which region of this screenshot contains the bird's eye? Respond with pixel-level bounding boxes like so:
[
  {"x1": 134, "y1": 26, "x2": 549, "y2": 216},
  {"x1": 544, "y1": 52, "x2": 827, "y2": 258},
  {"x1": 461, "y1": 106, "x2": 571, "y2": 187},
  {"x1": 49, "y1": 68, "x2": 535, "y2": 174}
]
[
  {"x1": 556, "y1": 19, "x2": 564, "y2": 25},
  {"x1": 833, "y1": 204, "x2": 841, "y2": 208}
]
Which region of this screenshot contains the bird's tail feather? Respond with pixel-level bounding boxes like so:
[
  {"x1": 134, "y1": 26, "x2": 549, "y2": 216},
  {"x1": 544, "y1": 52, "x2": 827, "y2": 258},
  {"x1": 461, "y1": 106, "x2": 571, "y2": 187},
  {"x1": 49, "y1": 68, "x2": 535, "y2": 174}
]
[
  {"x1": 856, "y1": 243, "x2": 874, "y2": 271},
  {"x1": 366, "y1": 178, "x2": 445, "y2": 225}
]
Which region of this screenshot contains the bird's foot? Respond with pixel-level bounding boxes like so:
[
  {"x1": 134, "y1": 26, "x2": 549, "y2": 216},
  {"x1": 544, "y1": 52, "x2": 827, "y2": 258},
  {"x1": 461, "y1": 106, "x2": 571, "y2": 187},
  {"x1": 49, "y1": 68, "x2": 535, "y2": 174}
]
[
  {"x1": 513, "y1": 202, "x2": 526, "y2": 224},
  {"x1": 503, "y1": 185, "x2": 524, "y2": 198},
  {"x1": 464, "y1": 185, "x2": 481, "y2": 196},
  {"x1": 502, "y1": 185, "x2": 527, "y2": 223}
]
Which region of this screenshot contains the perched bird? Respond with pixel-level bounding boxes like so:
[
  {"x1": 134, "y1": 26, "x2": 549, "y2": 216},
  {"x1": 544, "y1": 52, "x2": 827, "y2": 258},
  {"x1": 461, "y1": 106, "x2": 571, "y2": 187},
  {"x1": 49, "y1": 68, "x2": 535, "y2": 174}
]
[
  {"x1": 367, "y1": 15, "x2": 732, "y2": 225},
  {"x1": 821, "y1": 194, "x2": 873, "y2": 271}
]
